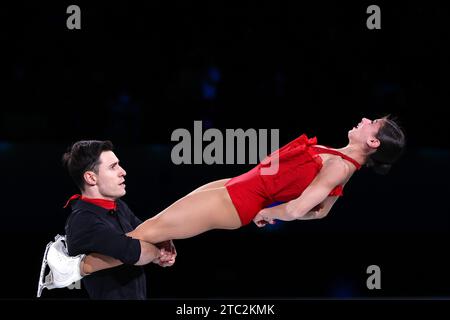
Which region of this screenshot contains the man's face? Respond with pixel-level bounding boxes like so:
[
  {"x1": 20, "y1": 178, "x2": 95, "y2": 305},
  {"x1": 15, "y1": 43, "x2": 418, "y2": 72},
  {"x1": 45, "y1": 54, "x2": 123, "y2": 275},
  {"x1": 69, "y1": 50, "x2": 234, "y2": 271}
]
[{"x1": 94, "y1": 151, "x2": 127, "y2": 200}]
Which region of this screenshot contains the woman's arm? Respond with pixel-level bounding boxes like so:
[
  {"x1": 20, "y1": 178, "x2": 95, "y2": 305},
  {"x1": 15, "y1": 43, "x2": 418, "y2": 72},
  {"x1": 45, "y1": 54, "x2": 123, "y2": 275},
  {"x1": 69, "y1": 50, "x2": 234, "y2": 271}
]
[
  {"x1": 254, "y1": 158, "x2": 348, "y2": 224},
  {"x1": 254, "y1": 195, "x2": 339, "y2": 226},
  {"x1": 297, "y1": 195, "x2": 339, "y2": 220}
]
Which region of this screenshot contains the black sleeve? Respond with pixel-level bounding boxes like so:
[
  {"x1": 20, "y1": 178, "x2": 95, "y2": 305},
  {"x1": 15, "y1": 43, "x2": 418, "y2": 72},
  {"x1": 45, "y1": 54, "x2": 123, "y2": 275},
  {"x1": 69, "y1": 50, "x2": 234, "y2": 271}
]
[{"x1": 66, "y1": 213, "x2": 141, "y2": 265}]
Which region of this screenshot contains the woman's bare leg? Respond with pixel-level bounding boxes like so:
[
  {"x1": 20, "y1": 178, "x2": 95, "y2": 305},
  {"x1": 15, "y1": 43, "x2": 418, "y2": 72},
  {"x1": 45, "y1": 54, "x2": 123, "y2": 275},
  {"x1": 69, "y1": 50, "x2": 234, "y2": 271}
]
[
  {"x1": 187, "y1": 178, "x2": 231, "y2": 195},
  {"x1": 127, "y1": 186, "x2": 241, "y2": 243},
  {"x1": 79, "y1": 180, "x2": 238, "y2": 276},
  {"x1": 162, "y1": 178, "x2": 230, "y2": 213},
  {"x1": 81, "y1": 253, "x2": 123, "y2": 275}
]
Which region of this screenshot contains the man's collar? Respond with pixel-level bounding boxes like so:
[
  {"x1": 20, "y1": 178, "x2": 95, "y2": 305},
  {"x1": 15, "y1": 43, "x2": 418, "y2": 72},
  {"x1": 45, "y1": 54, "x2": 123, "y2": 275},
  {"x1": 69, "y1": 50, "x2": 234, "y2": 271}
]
[{"x1": 64, "y1": 194, "x2": 117, "y2": 211}]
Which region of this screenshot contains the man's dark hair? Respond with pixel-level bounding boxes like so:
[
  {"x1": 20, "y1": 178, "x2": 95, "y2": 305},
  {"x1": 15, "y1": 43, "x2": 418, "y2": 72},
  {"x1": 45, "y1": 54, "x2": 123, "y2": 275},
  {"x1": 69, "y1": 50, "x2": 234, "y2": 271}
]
[
  {"x1": 367, "y1": 115, "x2": 406, "y2": 175},
  {"x1": 62, "y1": 140, "x2": 114, "y2": 191}
]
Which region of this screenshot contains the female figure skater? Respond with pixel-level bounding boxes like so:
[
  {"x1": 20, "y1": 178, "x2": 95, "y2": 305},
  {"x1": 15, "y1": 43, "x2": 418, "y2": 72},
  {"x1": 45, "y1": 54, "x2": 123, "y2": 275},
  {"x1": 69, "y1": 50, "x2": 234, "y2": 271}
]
[
  {"x1": 48, "y1": 116, "x2": 405, "y2": 283},
  {"x1": 128, "y1": 116, "x2": 405, "y2": 239}
]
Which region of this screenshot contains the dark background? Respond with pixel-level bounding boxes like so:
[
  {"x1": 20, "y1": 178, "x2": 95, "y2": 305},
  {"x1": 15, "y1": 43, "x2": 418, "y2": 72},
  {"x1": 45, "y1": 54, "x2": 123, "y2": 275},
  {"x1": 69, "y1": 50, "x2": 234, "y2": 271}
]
[{"x1": 0, "y1": 0, "x2": 449, "y2": 301}]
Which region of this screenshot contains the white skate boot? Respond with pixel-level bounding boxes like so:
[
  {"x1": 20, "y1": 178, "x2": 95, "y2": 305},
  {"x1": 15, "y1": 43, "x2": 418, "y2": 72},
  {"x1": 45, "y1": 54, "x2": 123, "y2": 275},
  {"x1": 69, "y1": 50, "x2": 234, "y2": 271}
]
[{"x1": 37, "y1": 235, "x2": 85, "y2": 297}]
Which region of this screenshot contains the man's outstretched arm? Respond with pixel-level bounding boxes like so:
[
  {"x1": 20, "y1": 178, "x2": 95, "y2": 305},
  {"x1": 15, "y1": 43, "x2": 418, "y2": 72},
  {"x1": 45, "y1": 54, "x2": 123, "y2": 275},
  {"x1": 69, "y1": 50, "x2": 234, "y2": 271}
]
[
  {"x1": 81, "y1": 240, "x2": 176, "y2": 275},
  {"x1": 81, "y1": 240, "x2": 172, "y2": 274}
]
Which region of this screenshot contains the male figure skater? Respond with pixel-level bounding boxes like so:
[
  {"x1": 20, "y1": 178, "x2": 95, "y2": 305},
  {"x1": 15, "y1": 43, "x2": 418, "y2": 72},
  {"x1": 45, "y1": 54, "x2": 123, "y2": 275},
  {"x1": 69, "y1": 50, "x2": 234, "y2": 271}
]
[{"x1": 38, "y1": 140, "x2": 176, "y2": 299}]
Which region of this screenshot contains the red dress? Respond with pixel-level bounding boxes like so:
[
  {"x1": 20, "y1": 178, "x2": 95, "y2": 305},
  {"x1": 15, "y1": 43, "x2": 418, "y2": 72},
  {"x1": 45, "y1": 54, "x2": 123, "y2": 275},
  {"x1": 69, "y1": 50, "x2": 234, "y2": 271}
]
[{"x1": 225, "y1": 134, "x2": 362, "y2": 225}]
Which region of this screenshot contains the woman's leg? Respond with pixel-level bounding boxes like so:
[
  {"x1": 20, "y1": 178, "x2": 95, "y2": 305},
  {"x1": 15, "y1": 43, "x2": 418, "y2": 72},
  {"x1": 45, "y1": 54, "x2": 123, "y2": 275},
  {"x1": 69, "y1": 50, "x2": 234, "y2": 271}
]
[
  {"x1": 75, "y1": 180, "x2": 239, "y2": 277},
  {"x1": 127, "y1": 186, "x2": 241, "y2": 243},
  {"x1": 81, "y1": 253, "x2": 123, "y2": 275},
  {"x1": 187, "y1": 178, "x2": 231, "y2": 195},
  {"x1": 163, "y1": 178, "x2": 231, "y2": 210}
]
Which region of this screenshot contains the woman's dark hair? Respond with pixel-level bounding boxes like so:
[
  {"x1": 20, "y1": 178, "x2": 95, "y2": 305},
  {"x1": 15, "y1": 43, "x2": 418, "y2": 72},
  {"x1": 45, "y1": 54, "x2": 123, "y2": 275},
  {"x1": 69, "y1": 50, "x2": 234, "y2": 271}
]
[
  {"x1": 62, "y1": 140, "x2": 114, "y2": 191},
  {"x1": 366, "y1": 115, "x2": 406, "y2": 175}
]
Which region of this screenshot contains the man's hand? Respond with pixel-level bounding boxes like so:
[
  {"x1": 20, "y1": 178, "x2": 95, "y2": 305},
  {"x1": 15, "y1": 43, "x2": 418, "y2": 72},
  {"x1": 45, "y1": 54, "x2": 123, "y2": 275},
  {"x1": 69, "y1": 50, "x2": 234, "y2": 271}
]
[
  {"x1": 153, "y1": 240, "x2": 177, "y2": 267},
  {"x1": 253, "y1": 209, "x2": 276, "y2": 228}
]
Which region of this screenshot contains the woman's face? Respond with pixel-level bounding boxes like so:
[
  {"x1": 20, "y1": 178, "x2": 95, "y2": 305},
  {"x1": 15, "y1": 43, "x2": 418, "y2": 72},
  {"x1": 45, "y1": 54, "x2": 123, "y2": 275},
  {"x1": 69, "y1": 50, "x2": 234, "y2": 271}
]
[{"x1": 348, "y1": 117, "x2": 384, "y2": 147}]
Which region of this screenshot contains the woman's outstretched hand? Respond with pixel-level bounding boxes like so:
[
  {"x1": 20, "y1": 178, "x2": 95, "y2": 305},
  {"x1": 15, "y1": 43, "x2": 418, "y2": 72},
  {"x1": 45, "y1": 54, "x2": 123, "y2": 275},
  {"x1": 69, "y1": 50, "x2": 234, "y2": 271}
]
[{"x1": 253, "y1": 209, "x2": 277, "y2": 227}]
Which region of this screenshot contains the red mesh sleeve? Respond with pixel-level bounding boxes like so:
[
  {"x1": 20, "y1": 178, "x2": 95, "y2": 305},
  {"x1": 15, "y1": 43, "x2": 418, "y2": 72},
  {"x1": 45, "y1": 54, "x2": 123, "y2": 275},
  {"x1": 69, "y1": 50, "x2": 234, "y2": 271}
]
[{"x1": 329, "y1": 185, "x2": 344, "y2": 197}]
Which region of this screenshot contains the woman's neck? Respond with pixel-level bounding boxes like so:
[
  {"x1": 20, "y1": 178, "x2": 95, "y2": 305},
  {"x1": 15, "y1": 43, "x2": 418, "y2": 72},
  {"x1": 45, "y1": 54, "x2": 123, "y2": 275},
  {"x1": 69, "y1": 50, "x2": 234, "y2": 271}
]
[{"x1": 334, "y1": 144, "x2": 368, "y2": 166}]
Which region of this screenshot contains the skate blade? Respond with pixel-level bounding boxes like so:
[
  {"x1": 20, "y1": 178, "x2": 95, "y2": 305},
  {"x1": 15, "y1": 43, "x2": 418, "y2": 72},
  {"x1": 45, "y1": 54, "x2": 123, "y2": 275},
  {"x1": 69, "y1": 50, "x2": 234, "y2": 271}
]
[{"x1": 36, "y1": 241, "x2": 53, "y2": 298}]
